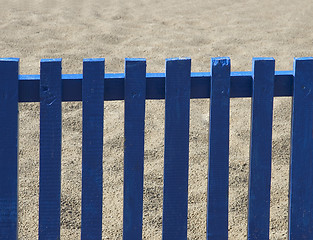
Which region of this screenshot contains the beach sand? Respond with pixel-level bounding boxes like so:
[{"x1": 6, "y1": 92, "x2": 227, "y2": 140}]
[{"x1": 1, "y1": 0, "x2": 313, "y2": 239}]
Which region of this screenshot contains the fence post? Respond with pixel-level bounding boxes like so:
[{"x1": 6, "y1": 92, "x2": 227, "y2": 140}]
[
  {"x1": 0, "y1": 58, "x2": 19, "y2": 240},
  {"x1": 39, "y1": 59, "x2": 62, "y2": 239},
  {"x1": 247, "y1": 58, "x2": 275, "y2": 239},
  {"x1": 207, "y1": 57, "x2": 231, "y2": 240},
  {"x1": 81, "y1": 58, "x2": 105, "y2": 240},
  {"x1": 123, "y1": 58, "x2": 146, "y2": 240},
  {"x1": 162, "y1": 58, "x2": 191, "y2": 240},
  {"x1": 289, "y1": 57, "x2": 313, "y2": 240}
]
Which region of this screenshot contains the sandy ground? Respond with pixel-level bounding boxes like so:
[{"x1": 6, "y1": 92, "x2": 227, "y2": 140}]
[{"x1": 1, "y1": 0, "x2": 313, "y2": 239}]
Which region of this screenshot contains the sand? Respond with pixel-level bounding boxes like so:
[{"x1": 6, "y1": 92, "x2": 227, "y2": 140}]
[{"x1": 1, "y1": 0, "x2": 313, "y2": 239}]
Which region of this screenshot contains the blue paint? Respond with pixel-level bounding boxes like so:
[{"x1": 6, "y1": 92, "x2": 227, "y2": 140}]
[
  {"x1": 2, "y1": 57, "x2": 313, "y2": 239},
  {"x1": 289, "y1": 57, "x2": 313, "y2": 240},
  {"x1": 247, "y1": 58, "x2": 275, "y2": 240},
  {"x1": 162, "y1": 58, "x2": 191, "y2": 240},
  {"x1": 81, "y1": 58, "x2": 105, "y2": 240},
  {"x1": 17, "y1": 72, "x2": 293, "y2": 102},
  {"x1": 207, "y1": 57, "x2": 231, "y2": 240},
  {"x1": 39, "y1": 59, "x2": 62, "y2": 239},
  {"x1": 0, "y1": 58, "x2": 19, "y2": 240},
  {"x1": 123, "y1": 58, "x2": 146, "y2": 240}
]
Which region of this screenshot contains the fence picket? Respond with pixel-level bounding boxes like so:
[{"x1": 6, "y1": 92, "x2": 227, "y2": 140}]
[
  {"x1": 3, "y1": 56, "x2": 313, "y2": 239},
  {"x1": 247, "y1": 58, "x2": 275, "y2": 239},
  {"x1": 0, "y1": 58, "x2": 19, "y2": 240},
  {"x1": 162, "y1": 58, "x2": 191, "y2": 240},
  {"x1": 81, "y1": 58, "x2": 105, "y2": 240},
  {"x1": 123, "y1": 58, "x2": 146, "y2": 239},
  {"x1": 207, "y1": 57, "x2": 231, "y2": 239},
  {"x1": 38, "y1": 59, "x2": 62, "y2": 239},
  {"x1": 289, "y1": 57, "x2": 313, "y2": 239}
]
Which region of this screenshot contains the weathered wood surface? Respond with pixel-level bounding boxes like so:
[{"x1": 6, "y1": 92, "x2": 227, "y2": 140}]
[
  {"x1": 39, "y1": 59, "x2": 62, "y2": 239},
  {"x1": 123, "y1": 59, "x2": 146, "y2": 240},
  {"x1": 247, "y1": 58, "x2": 275, "y2": 240},
  {"x1": 207, "y1": 57, "x2": 231, "y2": 239},
  {"x1": 81, "y1": 59, "x2": 105, "y2": 240}
]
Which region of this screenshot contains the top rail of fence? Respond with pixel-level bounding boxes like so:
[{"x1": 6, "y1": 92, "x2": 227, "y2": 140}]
[{"x1": 17, "y1": 71, "x2": 293, "y2": 102}]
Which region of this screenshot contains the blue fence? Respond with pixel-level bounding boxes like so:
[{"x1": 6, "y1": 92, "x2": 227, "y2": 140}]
[{"x1": 0, "y1": 57, "x2": 312, "y2": 239}]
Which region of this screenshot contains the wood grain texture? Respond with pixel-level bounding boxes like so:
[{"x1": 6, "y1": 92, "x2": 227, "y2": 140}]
[
  {"x1": 81, "y1": 58, "x2": 105, "y2": 240},
  {"x1": 0, "y1": 58, "x2": 19, "y2": 240},
  {"x1": 289, "y1": 57, "x2": 313, "y2": 240},
  {"x1": 123, "y1": 58, "x2": 146, "y2": 240},
  {"x1": 162, "y1": 58, "x2": 191, "y2": 240},
  {"x1": 38, "y1": 59, "x2": 62, "y2": 239},
  {"x1": 247, "y1": 58, "x2": 275, "y2": 240},
  {"x1": 207, "y1": 57, "x2": 230, "y2": 240}
]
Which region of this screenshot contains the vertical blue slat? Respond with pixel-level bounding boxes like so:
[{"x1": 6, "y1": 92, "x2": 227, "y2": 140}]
[
  {"x1": 81, "y1": 58, "x2": 105, "y2": 240},
  {"x1": 289, "y1": 57, "x2": 313, "y2": 240},
  {"x1": 247, "y1": 58, "x2": 275, "y2": 239},
  {"x1": 39, "y1": 59, "x2": 62, "y2": 239},
  {"x1": 207, "y1": 57, "x2": 230, "y2": 240},
  {"x1": 123, "y1": 58, "x2": 146, "y2": 240},
  {"x1": 0, "y1": 58, "x2": 19, "y2": 240},
  {"x1": 162, "y1": 58, "x2": 191, "y2": 240}
]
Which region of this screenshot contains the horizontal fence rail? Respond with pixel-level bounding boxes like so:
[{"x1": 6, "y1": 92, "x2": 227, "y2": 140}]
[
  {"x1": 1, "y1": 57, "x2": 313, "y2": 240},
  {"x1": 17, "y1": 71, "x2": 294, "y2": 101}
]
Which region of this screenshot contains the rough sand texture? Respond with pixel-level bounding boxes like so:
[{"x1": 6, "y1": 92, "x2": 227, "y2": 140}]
[{"x1": 1, "y1": 0, "x2": 313, "y2": 239}]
